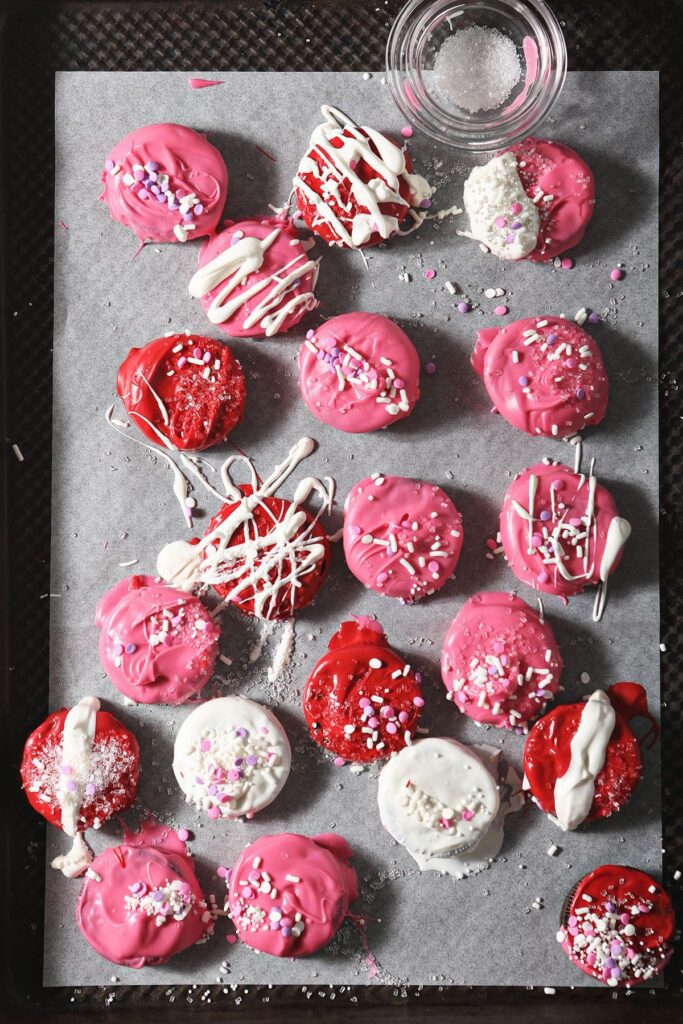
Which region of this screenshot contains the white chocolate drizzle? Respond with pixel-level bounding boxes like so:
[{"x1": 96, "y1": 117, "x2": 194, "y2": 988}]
[
  {"x1": 188, "y1": 226, "x2": 319, "y2": 335},
  {"x1": 157, "y1": 438, "x2": 334, "y2": 621},
  {"x1": 293, "y1": 105, "x2": 433, "y2": 249},
  {"x1": 58, "y1": 696, "x2": 100, "y2": 837},
  {"x1": 552, "y1": 690, "x2": 616, "y2": 831}
]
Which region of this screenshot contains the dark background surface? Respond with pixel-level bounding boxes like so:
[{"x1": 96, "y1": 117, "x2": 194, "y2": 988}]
[{"x1": 0, "y1": 1, "x2": 682, "y2": 1022}]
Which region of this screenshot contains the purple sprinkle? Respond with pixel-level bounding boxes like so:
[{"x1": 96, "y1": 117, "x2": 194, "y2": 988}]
[
  {"x1": 195, "y1": 775, "x2": 204, "y2": 785},
  {"x1": 246, "y1": 755, "x2": 258, "y2": 766},
  {"x1": 576, "y1": 387, "x2": 586, "y2": 400},
  {"x1": 546, "y1": 333, "x2": 558, "y2": 344},
  {"x1": 505, "y1": 233, "x2": 516, "y2": 244},
  {"x1": 420, "y1": 198, "x2": 432, "y2": 209},
  {"x1": 148, "y1": 171, "x2": 158, "y2": 183},
  {"x1": 194, "y1": 203, "x2": 204, "y2": 215},
  {"x1": 145, "y1": 161, "x2": 159, "y2": 172},
  {"x1": 60, "y1": 765, "x2": 72, "y2": 776},
  {"x1": 510, "y1": 220, "x2": 523, "y2": 230},
  {"x1": 155, "y1": 193, "x2": 166, "y2": 203},
  {"x1": 85, "y1": 783, "x2": 96, "y2": 796},
  {"x1": 457, "y1": 302, "x2": 470, "y2": 314},
  {"x1": 152, "y1": 891, "x2": 165, "y2": 902},
  {"x1": 114, "y1": 642, "x2": 124, "y2": 656},
  {"x1": 125, "y1": 643, "x2": 137, "y2": 655},
  {"x1": 540, "y1": 510, "x2": 552, "y2": 522},
  {"x1": 425, "y1": 362, "x2": 436, "y2": 375},
  {"x1": 105, "y1": 159, "x2": 115, "y2": 172},
  {"x1": 518, "y1": 375, "x2": 529, "y2": 387},
  {"x1": 208, "y1": 785, "x2": 218, "y2": 795},
  {"x1": 150, "y1": 185, "x2": 160, "y2": 195},
  {"x1": 415, "y1": 672, "x2": 422, "y2": 683},
  {"x1": 235, "y1": 727, "x2": 248, "y2": 738},
  {"x1": 65, "y1": 780, "x2": 77, "y2": 792},
  {"x1": 183, "y1": 212, "x2": 194, "y2": 222},
  {"x1": 234, "y1": 757, "x2": 244, "y2": 766},
  {"x1": 133, "y1": 169, "x2": 145, "y2": 181},
  {"x1": 281, "y1": 926, "x2": 292, "y2": 937},
  {"x1": 588, "y1": 312, "x2": 601, "y2": 323}
]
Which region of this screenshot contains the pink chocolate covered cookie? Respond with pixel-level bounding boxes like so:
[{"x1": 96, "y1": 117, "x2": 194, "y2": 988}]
[
  {"x1": 228, "y1": 833, "x2": 358, "y2": 957},
  {"x1": 77, "y1": 819, "x2": 212, "y2": 968},
  {"x1": 472, "y1": 315, "x2": 608, "y2": 437},
  {"x1": 462, "y1": 137, "x2": 594, "y2": 262},
  {"x1": 298, "y1": 312, "x2": 420, "y2": 432},
  {"x1": 100, "y1": 123, "x2": 228, "y2": 244},
  {"x1": 188, "y1": 216, "x2": 320, "y2": 338},
  {"x1": 441, "y1": 591, "x2": 562, "y2": 732},
  {"x1": 96, "y1": 575, "x2": 220, "y2": 705},
  {"x1": 343, "y1": 475, "x2": 463, "y2": 602},
  {"x1": 499, "y1": 462, "x2": 631, "y2": 617}
]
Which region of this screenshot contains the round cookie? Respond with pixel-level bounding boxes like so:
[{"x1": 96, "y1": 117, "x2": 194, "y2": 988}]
[
  {"x1": 471, "y1": 315, "x2": 608, "y2": 437},
  {"x1": 117, "y1": 333, "x2": 246, "y2": 452},
  {"x1": 227, "y1": 832, "x2": 358, "y2": 957},
  {"x1": 77, "y1": 821, "x2": 212, "y2": 968},
  {"x1": 293, "y1": 104, "x2": 433, "y2": 249},
  {"x1": 95, "y1": 575, "x2": 220, "y2": 705},
  {"x1": 462, "y1": 137, "x2": 594, "y2": 262},
  {"x1": 377, "y1": 737, "x2": 500, "y2": 870},
  {"x1": 173, "y1": 696, "x2": 291, "y2": 820},
  {"x1": 523, "y1": 683, "x2": 657, "y2": 831},
  {"x1": 302, "y1": 617, "x2": 423, "y2": 763},
  {"x1": 441, "y1": 591, "x2": 562, "y2": 732},
  {"x1": 557, "y1": 865, "x2": 675, "y2": 987},
  {"x1": 100, "y1": 122, "x2": 228, "y2": 244},
  {"x1": 343, "y1": 474, "x2": 463, "y2": 602},
  {"x1": 298, "y1": 312, "x2": 420, "y2": 433},
  {"x1": 188, "y1": 216, "x2": 320, "y2": 338},
  {"x1": 499, "y1": 461, "x2": 631, "y2": 611},
  {"x1": 20, "y1": 696, "x2": 139, "y2": 834}
]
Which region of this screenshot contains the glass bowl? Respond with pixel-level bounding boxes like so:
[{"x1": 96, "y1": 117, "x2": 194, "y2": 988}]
[{"x1": 386, "y1": 0, "x2": 567, "y2": 152}]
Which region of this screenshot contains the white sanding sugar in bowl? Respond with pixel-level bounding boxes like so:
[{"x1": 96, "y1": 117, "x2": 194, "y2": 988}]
[{"x1": 434, "y1": 26, "x2": 522, "y2": 114}]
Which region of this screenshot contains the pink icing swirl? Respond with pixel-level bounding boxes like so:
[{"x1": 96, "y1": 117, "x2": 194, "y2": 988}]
[
  {"x1": 472, "y1": 315, "x2": 608, "y2": 437},
  {"x1": 343, "y1": 475, "x2": 463, "y2": 602},
  {"x1": 441, "y1": 591, "x2": 563, "y2": 731},
  {"x1": 77, "y1": 819, "x2": 212, "y2": 968},
  {"x1": 298, "y1": 312, "x2": 420, "y2": 433},
  {"x1": 95, "y1": 575, "x2": 220, "y2": 705},
  {"x1": 228, "y1": 833, "x2": 358, "y2": 957},
  {"x1": 100, "y1": 122, "x2": 228, "y2": 244}
]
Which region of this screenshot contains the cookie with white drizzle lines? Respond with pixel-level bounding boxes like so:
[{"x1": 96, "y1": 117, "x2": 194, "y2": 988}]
[
  {"x1": 156, "y1": 437, "x2": 334, "y2": 621},
  {"x1": 499, "y1": 459, "x2": 631, "y2": 621},
  {"x1": 293, "y1": 104, "x2": 433, "y2": 249},
  {"x1": 189, "y1": 215, "x2": 320, "y2": 338}
]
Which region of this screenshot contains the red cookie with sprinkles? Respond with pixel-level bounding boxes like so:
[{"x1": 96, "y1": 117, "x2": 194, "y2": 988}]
[
  {"x1": 117, "y1": 333, "x2": 246, "y2": 452},
  {"x1": 558, "y1": 865, "x2": 675, "y2": 987},
  {"x1": 303, "y1": 617, "x2": 424, "y2": 763},
  {"x1": 472, "y1": 315, "x2": 609, "y2": 438},
  {"x1": 20, "y1": 696, "x2": 140, "y2": 834}
]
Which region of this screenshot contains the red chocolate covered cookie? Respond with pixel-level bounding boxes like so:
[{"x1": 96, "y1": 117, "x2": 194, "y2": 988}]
[
  {"x1": 117, "y1": 333, "x2": 246, "y2": 452},
  {"x1": 20, "y1": 696, "x2": 139, "y2": 834},
  {"x1": 523, "y1": 683, "x2": 658, "y2": 831},
  {"x1": 558, "y1": 865, "x2": 675, "y2": 987},
  {"x1": 303, "y1": 618, "x2": 423, "y2": 763},
  {"x1": 293, "y1": 105, "x2": 433, "y2": 249}
]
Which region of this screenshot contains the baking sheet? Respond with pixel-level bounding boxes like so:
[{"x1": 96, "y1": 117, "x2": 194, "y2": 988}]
[{"x1": 45, "y1": 70, "x2": 660, "y2": 987}]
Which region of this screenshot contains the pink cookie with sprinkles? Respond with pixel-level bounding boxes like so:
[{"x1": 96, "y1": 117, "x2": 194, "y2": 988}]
[
  {"x1": 189, "y1": 216, "x2": 320, "y2": 338},
  {"x1": 298, "y1": 312, "x2": 420, "y2": 433},
  {"x1": 227, "y1": 833, "x2": 358, "y2": 957},
  {"x1": 100, "y1": 123, "x2": 228, "y2": 244},
  {"x1": 558, "y1": 865, "x2": 675, "y2": 987},
  {"x1": 96, "y1": 575, "x2": 220, "y2": 705},
  {"x1": 343, "y1": 474, "x2": 464, "y2": 602},
  {"x1": 499, "y1": 460, "x2": 631, "y2": 619},
  {"x1": 472, "y1": 315, "x2": 609, "y2": 437},
  {"x1": 77, "y1": 818, "x2": 213, "y2": 968},
  {"x1": 441, "y1": 591, "x2": 563, "y2": 732},
  {"x1": 499, "y1": 462, "x2": 634, "y2": 618}
]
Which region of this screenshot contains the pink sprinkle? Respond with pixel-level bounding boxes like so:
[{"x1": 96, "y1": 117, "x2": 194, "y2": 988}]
[
  {"x1": 427, "y1": 560, "x2": 439, "y2": 572},
  {"x1": 193, "y1": 347, "x2": 202, "y2": 359},
  {"x1": 386, "y1": 722, "x2": 398, "y2": 735},
  {"x1": 561, "y1": 257, "x2": 574, "y2": 269},
  {"x1": 188, "y1": 77, "x2": 225, "y2": 90},
  {"x1": 569, "y1": 516, "x2": 581, "y2": 527},
  {"x1": 493, "y1": 641, "x2": 505, "y2": 654},
  {"x1": 461, "y1": 809, "x2": 474, "y2": 821},
  {"x1": 177, "y1": 356, "x2": 187, "y2": 368},
  {"x1": 333, "y1": 757, "x2": 346, "y2": 767},
  {"x1": 495, "y1": 216, "x2": 507, "y2": 228},
  {"x1": 393, "y1": 378, "x2": 405, "y2": 388},
  {"x1": 610, "y1": 267, "x2": 623, "y2": 281},
  {"x1": 368, "y1": 716, "x2": 380, "y2": 728},
  {"x1": 359, "y1": 697, "x2": 371, "y2": 708},
  {"x1": 226, "y1": 934, "x2": 238, "y2": 944},
  {"x1": 494, "y1": 304, "x2": 509, "y2": 316},
  {"x1": 60, "y1": 764, "x2": 72, "y2": 775},
  {"x1": 376, "y1": 572, "x2": 389, "y2": 585},
  {"x1": 398, "y1": 711, "x2": 409, "y2": 724},
  {"x1": 457, "y1": 302, "x2": 470, "y2": 314},
  {"x1": 208, "y1": 806, "x2": 220, "y2": 820},
  {"x1": 413, "y1": 696, "x2": 425, "y2": 707},
  {"x1": 510, "y1": 202, "x2": 523, "y2": 214},
  {"x1": 200, "y1": 739, "x2": 211, "y2": 752},
  {"x1": 177, "y1": 828, "x2": 190, "y2": 842},
  {"x1": 349, "y1": 159, "x2": 358, "y2": 170},
  {"x1": 424, "y1": 269, "x2": 436, "y2": 280},
  {"x1": 537, "y1": 571, "x2": 549, "y2": 584},
  {"x1": 485, "y1": 538, "x2": 497, "y2": 550},
  {"x1": 217, "y1": 866, "x2": 228, "y2": 878},
  {"x1": 425, "y1": 361, "x2": 436, "y2": 374},
  {"x1": 58, "y1": 220, "x2": 69, "y2": 231},
  {"x1": 401, "y1": 125, "x2": 413, "y2": 138}
]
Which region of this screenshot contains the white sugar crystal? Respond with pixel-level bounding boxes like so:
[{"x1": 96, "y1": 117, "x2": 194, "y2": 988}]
[{"x1": 434, "y1": 27, "x2": 522, "y2": 114}]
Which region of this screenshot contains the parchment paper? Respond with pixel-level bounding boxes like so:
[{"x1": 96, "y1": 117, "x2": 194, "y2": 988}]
[{"x1": 46, "y1": 70, "x2": 660, "y2": 987}]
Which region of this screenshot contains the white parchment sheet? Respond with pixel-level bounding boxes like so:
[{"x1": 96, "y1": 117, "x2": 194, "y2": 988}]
[{"x1": 46, "y1": 71, "x2": 660, "y2": 987}]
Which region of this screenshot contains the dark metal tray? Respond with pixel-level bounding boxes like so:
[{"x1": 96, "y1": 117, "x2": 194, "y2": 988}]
[{"x1": 1, "y1": 1, "x2": 682, "y2": 1021}]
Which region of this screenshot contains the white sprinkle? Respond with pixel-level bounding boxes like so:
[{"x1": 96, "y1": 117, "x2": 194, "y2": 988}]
[
  {"x1": 511, "y1": 350, "x2": 519, "y2": 363},
  {"x1": 547, "y1": 845, "x2": 559, "y2": 857},
  {"x1": 118, "y1": 558, "x2": 138, "y2": 567},
  {"x1": 11, "y1": 443, "x2": 24, "y2": 462},
  {"x1": 369, "y1": 658, "x2": 383, "y2": 669},
  {"x1": 445, "y1": 281, "x2": 456, "y2": 294},
  {"x1": 285, "y1": 874, "x2": 301, "y2": 883}
]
